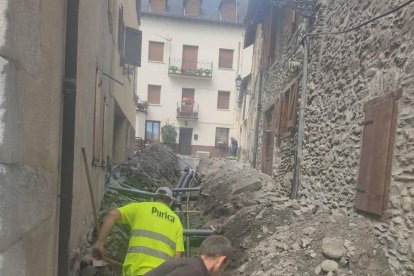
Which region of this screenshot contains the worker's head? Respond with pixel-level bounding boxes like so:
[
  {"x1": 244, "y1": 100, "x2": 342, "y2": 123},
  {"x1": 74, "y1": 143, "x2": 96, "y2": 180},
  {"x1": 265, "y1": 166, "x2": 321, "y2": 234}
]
[
  {"x1": 155, "y1": 186, "x2": 174, "y2": 207},
  {"x1": 199, "y1": 235, "x2": 232, "y2": 275}
]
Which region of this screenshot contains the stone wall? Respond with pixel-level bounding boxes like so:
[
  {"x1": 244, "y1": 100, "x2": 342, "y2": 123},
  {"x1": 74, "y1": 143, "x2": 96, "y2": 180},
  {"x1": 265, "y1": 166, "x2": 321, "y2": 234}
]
[
  {"x1": 243, "y1": 0, "x2": 414, "y2": 274},
  {"x1": 303, "y1": 1, "x2": 414, "y2": 274}
]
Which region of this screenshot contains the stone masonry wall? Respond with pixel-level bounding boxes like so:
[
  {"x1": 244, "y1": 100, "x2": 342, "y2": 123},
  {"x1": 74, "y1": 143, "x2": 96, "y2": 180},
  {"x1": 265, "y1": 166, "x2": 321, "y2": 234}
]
[{"x1": 302, "y1": 0, "x2": 414, "y2": 274}]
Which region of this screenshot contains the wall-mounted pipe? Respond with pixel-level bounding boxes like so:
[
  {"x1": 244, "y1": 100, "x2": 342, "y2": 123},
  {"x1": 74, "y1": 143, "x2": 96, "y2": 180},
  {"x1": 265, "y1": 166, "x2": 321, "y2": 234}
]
[{"x1": 57, "y1": 0, "x2": 80, "y2": 275}]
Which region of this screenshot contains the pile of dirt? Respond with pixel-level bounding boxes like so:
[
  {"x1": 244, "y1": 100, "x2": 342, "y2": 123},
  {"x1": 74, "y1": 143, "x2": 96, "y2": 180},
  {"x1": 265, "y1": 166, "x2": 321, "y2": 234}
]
[
  {"x1": 115, "y1": 144, "x2": 180, "y2": 190},
  {"x1": 194, "y1": 158, "x2": 393, "y2": 276}
]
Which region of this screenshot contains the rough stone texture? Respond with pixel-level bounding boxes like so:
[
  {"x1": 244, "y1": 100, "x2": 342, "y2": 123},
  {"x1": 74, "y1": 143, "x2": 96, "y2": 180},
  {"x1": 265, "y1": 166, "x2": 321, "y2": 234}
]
[
  {"x1": 232, "y1": 179, "x2": 262, "y2": 195},
  {"x1": 242, "y1": 1, "x2": 414, "y2": 274},
  {"x1": 322, "y1": 237, "x2": 346, "y2": 260},
  {"x1": 320, "y1": 260, "x2": 338, "y2": 272}
]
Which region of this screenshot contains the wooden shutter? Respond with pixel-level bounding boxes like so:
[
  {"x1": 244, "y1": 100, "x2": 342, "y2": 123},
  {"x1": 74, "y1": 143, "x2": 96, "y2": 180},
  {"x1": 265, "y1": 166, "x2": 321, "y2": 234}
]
[
  {"x1": 118, "y1": 7, "x2": 125, "y2": 63},
  {"x1": 262, "y1": 8, "x2": 272, "y2": 68},
  {"x1": 185, "y1": 0, "x2": 200, "y2": 16},
  {"x1": 279, "y1": 90, "x2": 289, "y2": 135},
  {"x1": 148, "y1": 41, "x2": 164, "y2": 62},
  {"x1": 354, "y1": 90, "x2": 401, "y2": 215},
  {"x1": 148, "y1": 85, "x2": 161, "y2": 104},
  {"x1": 274, "y1": 97, "x2": 281, "y2": 139},
  {"x1": 182, "y1": 45, "x2": 198, "y2": 69},
  {"x1": 287, "y1": 80, "x2": 299, "y2": 129},
  {"x1": 217, "y1": 91, "x2": 230, "y2": 109},
  {"x1": 151, "y1": 0, "x2": 166, "y2": 12},
  {"x1": 124, "y1": 27, "x2": 142, "y2": 67},
  {"x1": 93, "y1": 67, "x2": 104, "y2": 163},
  {"x1": 220, "y1": 0, "x2": 236, "y2": 21},
  {"x1": 219, "y1": 49, "x2": 234, "y2": 69}
]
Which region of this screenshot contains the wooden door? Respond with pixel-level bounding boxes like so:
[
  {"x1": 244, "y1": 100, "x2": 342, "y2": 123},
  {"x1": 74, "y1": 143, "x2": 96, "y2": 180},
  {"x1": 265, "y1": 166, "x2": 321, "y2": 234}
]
[
  {"x1": 179, "y1": 128, "x2": 193, "y2": 155},
  {"x1": 354, "y1": 90, "x2": 400, "y2": 215},
  {"x1": 262, "y1": 105, "x2": 275, "y2": 175},
  {"x1": 182, "y1": 45, "x2": 198, "y2": 69}
]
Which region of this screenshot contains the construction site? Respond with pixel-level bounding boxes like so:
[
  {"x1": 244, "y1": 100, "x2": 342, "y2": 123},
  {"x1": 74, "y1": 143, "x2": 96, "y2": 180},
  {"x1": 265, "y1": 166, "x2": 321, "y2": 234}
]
[{"x1": 1, "y1": 0, "x2": 414, "y2": 275}]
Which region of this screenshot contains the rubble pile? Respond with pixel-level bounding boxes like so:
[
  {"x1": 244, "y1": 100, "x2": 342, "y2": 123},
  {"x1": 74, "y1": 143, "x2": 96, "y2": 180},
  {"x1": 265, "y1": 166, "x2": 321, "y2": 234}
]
[
  {"x1": 115, "y1": 144, "x2": 180, "y2": 190},
  {"x1": 195, "y1": 158, "x2": 393, "y2": 276}
]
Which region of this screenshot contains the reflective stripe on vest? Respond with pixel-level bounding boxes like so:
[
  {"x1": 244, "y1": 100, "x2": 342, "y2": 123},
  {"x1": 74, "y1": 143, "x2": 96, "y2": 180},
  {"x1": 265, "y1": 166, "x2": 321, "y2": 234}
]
[
  {"x1": 127, "y1": 246, "x2": 171, "y2": 261},
  {"x1": 131, "y1": 229, "x2": 176, "y2": 251}
]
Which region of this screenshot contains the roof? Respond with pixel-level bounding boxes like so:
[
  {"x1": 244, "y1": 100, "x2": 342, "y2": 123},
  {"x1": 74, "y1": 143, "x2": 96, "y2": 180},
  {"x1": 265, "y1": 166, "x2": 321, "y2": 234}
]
[{"x1": 140, "y1": 0, "x2": 249, "y2": 26}]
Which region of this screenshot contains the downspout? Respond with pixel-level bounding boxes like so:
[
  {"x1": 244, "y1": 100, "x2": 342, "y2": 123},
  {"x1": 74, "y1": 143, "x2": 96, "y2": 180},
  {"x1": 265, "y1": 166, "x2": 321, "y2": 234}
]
[
  {"x1": 58, "y1": 0, "x2": 79, "y2": 275},
  {"x1": 252, "y1": 67, "x2": 264, "y2": 168},
  {"x1": 291, "y1": 28, "x2": 310, "y2": 199}
]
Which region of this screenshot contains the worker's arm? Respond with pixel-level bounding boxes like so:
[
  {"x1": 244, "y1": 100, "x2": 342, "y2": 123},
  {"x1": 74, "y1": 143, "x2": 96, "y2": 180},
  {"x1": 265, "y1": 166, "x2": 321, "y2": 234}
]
[{"x1": 92, "y1": 209, "x2": 122, "y2": 259}]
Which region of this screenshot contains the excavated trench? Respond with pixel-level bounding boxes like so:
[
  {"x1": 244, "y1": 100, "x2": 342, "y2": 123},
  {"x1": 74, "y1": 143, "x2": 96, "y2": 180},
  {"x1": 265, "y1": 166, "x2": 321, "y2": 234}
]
[{"x1": 77, "y1": 144, "x2": 393, "y2": 276}]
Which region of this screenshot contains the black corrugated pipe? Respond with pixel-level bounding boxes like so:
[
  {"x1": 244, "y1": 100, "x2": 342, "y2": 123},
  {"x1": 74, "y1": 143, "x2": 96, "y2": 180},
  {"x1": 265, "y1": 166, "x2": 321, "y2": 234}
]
[
  {"x1": 58, "y1": 0, "x2": 80, "y2": 275},
  {"x1": 180, "y1": 170, "x2": 194, "y2": 188},
  {"x1": 176, "y1": 167, "x2": 189, "y2": 188}
]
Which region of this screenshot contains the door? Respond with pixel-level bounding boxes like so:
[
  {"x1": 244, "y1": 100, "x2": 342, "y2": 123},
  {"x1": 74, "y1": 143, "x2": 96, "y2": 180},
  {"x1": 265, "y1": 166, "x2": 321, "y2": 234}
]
[
  {"x1": 182, "y1": 45, "x2": 198, "y2": 69},
  {"x1": 179, "y1": 128, "x2": 193, "y2": 155},
  {"x1": 262, "y1": 105, "x2": 275, "y2": 175},
  {"x1": 181, "y1": 88, "x2": 195, "y2": 114},
  {"x1": 354, "y1": 90, "x2": 400, "y2": 215}
]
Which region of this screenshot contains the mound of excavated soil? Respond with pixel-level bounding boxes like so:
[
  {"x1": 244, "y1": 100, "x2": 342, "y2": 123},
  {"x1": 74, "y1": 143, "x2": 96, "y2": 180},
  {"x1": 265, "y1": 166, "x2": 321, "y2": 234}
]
[{"x1": 195, "y1": 158, "x2": 393, "y2": 276}]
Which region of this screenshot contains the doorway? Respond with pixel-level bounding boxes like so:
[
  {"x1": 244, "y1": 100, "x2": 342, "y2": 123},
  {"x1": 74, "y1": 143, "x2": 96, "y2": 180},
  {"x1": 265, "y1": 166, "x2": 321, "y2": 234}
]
[{"x1": 179, "y1": 127, "x2": 193, "y2": 155}]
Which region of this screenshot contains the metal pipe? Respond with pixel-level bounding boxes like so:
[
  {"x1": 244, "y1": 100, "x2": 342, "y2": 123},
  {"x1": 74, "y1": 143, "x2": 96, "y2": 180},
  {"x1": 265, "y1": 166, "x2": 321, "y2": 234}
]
[
  {"x1": 179, "y1": 170, "x2": 194, "y2": 188},
  {"x1": 183, "y1": 229, "x2": 215, "y2": 237},
  {"x1": 172, "y1": 187, "x2": 200, "y2": 192},
  {"x1": 58, "y1": 0, "x2": 80, "y2": 274},
  {"x1": 252, "y1": 68, "x2": 264, "y2": 168},
  {"x1": 106, "y1": 185, "x2": 157, "y2": 198},
  {"x1": 292, "y1": 29, "x2": 310, "y2": 199},
  {"x1": 176, "y1": 169, "x2": 189, "y2": 188}
]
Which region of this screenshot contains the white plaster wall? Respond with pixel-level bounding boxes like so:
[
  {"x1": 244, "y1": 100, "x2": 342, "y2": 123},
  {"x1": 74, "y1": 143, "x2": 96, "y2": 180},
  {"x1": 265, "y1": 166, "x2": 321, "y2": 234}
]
[{"x1": 136, "y1": 15, "x2": 251, "y2": 147}]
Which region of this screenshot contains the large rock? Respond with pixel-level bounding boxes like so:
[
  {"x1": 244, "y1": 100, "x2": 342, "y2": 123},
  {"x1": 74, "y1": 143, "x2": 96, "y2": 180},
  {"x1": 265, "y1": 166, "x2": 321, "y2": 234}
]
[
  {"x1": 320, "y1": 260, "x2": 338, "y2": 272},
  {"x1": 322, "y1": 237, "x2": 346, "y2": 260},
  {"x1": 232, "y1": 179, "x2": 262, "y2": 195}
]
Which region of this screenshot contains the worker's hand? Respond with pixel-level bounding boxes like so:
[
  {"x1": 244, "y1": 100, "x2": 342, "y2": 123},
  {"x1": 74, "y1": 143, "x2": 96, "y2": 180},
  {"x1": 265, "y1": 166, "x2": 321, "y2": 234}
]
[{"x1": 92, "y1": 242, "x2": 105, "y2": 260}]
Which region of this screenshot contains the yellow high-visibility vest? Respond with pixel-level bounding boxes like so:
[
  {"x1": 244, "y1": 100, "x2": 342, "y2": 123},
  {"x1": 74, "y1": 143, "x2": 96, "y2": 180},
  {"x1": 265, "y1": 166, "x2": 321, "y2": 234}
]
[{"x1": 117, "y1": 201, "x2": 184, "y2": 276}]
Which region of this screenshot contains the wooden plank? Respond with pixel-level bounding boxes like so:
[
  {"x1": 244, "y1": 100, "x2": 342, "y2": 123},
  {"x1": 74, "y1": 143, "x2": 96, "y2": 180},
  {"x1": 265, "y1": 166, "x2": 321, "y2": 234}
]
[
  {"x1": 382, "y1": 99, "x2": 399, "y2": 211},
  {"x1": 355, "y1": 97, "x2": 394, "y2": 215},
  {"x1": 287, "y1": 80, "x2": 299, "y2": 129}
]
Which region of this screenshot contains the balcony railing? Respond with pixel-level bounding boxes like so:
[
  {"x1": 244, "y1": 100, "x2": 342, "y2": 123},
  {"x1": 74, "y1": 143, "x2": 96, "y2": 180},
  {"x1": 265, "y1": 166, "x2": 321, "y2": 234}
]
[
  {"x1": 177, "y1": 101, "x2": 199, "y2": 120},
  {"x1": 169, "y1": 58, "x2": 213, "y2": 79}
]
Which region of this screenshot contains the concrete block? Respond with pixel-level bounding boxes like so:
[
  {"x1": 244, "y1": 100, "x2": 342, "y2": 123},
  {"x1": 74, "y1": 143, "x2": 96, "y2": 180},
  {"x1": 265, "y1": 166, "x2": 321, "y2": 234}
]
[{"x1": 232, "y1": 179, "x2": 262, "y2": 195}]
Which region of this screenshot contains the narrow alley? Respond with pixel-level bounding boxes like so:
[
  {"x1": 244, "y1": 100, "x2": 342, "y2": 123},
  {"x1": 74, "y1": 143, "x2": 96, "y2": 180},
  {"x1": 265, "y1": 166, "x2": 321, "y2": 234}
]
[{"x1": 1, "y1": 0, "x2": 413, "y2": 276}]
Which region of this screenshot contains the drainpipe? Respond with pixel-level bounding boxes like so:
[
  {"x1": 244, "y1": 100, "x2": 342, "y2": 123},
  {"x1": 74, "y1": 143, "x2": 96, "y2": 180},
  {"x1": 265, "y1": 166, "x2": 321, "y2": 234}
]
[
  {"x1": 57, "y1": 0, "x2": 80, "y2": 275},
  {"x1": 291, "y1": 33, "x2": 310, "y2": 199},
  {"x1": 252, "y1": 68, "x2": 264, "y2": 168}
]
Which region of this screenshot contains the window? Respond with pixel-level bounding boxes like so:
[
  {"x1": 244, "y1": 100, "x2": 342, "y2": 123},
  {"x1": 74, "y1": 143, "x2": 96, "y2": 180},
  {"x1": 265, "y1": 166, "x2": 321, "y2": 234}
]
[
  {"x1": 148, "y1": 85, "x2": 161, "y2": 104},
  {"x1": 217, "y1": 91, "x2": 230, "y2": 109},
  {"x1": 215, "y1": 128, "x2": 229, "y2": 148},
  {"x1": 118, "y1": 6, "x2": 142, "y2": 67},
  {"x1": 93, "y1": 67, "x2": 105, "y2": 164},
  {"x1": 182, "y1": 45, "x2": 198, "y2": 69},
  {"x1": 145, "y1": 121, "x2": 161, "y2": 144},
  {"x1": 150, "y1": 0, "x2": 166, "y2": 12},
  {"x1": 218, "y1": 49, "x2": 234, "y2": 69},
  {"x1": 148, "y1": 41, "x2": 164, "y2": 62},
  {"x1": 185, "y1": 0, "x2": 201, "y2": 17},
  {"x1": 354, "y1": 90, "x2": 401, "y2": 215},
  {"x1": 124, "y1": 27, "x2": 142, "y2": 67},
  {"x1": 219, "y1": 0, "x2": 236, "y2": 21}
]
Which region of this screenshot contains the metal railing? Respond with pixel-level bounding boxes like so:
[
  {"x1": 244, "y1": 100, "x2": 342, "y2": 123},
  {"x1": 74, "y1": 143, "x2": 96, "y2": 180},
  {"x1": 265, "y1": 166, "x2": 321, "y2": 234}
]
[
  {"x1": 169, "y1": 58, "x2": 213, "y2": 78},
  {"x1": 177, "y1": 102, "x2": 199, "y2": 120}
]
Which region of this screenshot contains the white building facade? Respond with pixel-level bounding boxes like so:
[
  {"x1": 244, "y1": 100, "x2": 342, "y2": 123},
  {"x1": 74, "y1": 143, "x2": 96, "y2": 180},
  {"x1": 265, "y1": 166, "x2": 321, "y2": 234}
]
[{"x1": 136, "y1": 0, "x2": 252, "y2": 157}]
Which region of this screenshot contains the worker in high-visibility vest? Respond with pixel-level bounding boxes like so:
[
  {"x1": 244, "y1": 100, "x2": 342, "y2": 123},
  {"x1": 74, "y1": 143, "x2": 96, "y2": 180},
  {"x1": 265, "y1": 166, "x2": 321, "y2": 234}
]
[{"x1": 92, "y1": 187, "x2": 184, "y2": 276}]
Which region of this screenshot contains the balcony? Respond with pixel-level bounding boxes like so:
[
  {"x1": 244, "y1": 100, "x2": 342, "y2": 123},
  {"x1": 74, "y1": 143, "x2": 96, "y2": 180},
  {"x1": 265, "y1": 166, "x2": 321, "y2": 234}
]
[
  {"x1": 169, "y1": 58, "x2": 213, "y2": 79},
  {"x1": 177, "y1": 100, "x2": 199, "y2": 120}
]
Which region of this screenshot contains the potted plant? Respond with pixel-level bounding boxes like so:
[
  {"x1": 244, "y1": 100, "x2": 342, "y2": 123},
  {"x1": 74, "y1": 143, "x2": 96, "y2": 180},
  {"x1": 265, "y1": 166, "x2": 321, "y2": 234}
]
[
  {"x1": 169, "y1": 65, "x2": 178, "y2": 73},
  {"x1": 204, "y1": 68, "x2": 211, "y2": 77}
]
